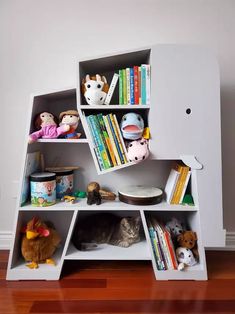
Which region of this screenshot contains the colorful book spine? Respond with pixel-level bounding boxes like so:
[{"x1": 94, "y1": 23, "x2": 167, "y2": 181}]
[
  {"x1": 89, "y1": 115, "x2": 111, "y2": 169},
  {"x1": 171, "y1": 163, "x2": 190, "y2": 204},
  {"x1": 141, "y1": 65, "x2": 147, "y2": 105},
  {"x1": 149, "y1": 226, "x2": 164, "y2": 270},
  {"x1": 103, "y1": 115, "x2": 121, "y2": 166},
  {"x1": 164, "y1": 168, "x2": 180, "y2": 204},
  {"x1": 107, "y1": 114, "x2": 125, "y2": 164},
  {"x1": 164, "y1": 229, "x2": 178, "y2": 270},
  {"x1": 86, "y1": 116, "x2": 105, "y2": 171},
  {"x1": 134, "y1": 66, "x2": 139, "y2": 104},
  {"x1": 122, "y1": 69, "x2": 127, "y2": 104},
  {"x1": 126, "y1": 68, "x2": 131, "y2": 105},
  {"x1": 104, "y1": 73, "x2": 119, "y2": 105},
  {"x1": 145, "y1": 64, "x2": 151, "y2": 105},
  {"x1": 130, "y1": 67, "x2": 135, "y2": 105},
  {"x1": 119, "y1": 69, "x2": 123, "y2": 105},
  {"x1": 96, "y1": 114, "x2": 115, "y2": 167},
  {"x1": 112, "y1": 114, "x2": 128, "y2": 163},
  {"x1": 138, "y1": 66, "x2": 142, "y2": 104}
]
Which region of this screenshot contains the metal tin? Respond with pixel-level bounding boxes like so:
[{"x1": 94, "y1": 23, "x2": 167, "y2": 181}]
[
  {"x1": 53, "y1": 169, "x2": 74, "y2": 199},
  {"x1": 30, "y1": 172, "x2": 56, "y2": 207}
]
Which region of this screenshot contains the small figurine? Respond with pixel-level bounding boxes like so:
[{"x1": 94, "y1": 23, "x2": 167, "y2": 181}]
[
  {"x1": 59, "y1": 110, "x2": 81, "y2": 139},
  {"x1": 61, "y1": 195, "x2": 76, "y2": 204},
  {"x1": 120, "y1": 112, "x2": 144, "y2": 140},
  {"x1": 165, "y1": 217, "x2": 184, "y2": 239},
  {"x1": 127, "y1": 138, "x2": 149, "y2": 162},
  {"x1": 29, "y1": 112, "x2": 69, "y2": 143},
  {"x1": 177, "y1": 230, "x2": 199, "y2": 259},
  {"x1": 87, "y1": 182, "x2": 116, "y2": 205},
  {"x1": 73, "y1": 190, "x2": 87, "y2": 198},
  {"x1": 81, "y1": 74, "x2": 109, "y2": 105},
  {"x1": 21, "y1": 217, "x2": 61, "y2": 269},
  {"x1": 87, "y1": 182, "x2": 102, "y2": 205}
]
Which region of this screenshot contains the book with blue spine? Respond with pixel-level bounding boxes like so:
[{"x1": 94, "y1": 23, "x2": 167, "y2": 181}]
[
  {"x1": 141, "y1": 65, "x2": 147, "y2": 104},
  {"x1": 107, "y1": 114, "x2": 125, "y2": 164},
  {"x1": 130, "y1": 67, "x2": 135, "y2": 104},
  {"x1": 148, "y1": 224, "x2": 164, "y2": 271},
  {"x1": 86, "y1": 116, "x2": 105, "y2": 171},
  {"x1": 88, "y1": 115, "x2": 111, "y2": 169}
]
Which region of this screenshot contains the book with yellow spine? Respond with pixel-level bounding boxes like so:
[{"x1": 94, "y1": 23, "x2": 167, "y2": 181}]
[{"x1": 170, "y1": 163, "x2": 190, "y2": 204}]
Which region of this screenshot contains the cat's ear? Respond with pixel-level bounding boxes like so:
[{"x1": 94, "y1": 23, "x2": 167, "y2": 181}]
[{"x1": 121, "y1": 218, "x2": 129, "y2": 227}]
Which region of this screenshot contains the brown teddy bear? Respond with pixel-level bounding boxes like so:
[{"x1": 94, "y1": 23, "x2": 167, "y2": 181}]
[{"x1": 177, "y1": 231, "x2": 199, "y2": 259}]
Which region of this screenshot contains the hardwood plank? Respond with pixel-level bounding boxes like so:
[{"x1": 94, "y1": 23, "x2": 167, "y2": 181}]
[{"x1": 30, "y1": 299, "x2": 235, "y2": 313}]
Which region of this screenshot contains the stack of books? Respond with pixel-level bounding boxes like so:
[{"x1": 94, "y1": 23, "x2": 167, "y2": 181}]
[
  {"x1": 164, "y1": 162, "x2": 191, "y2": 205},
  {"x1": 86, "y1": 113, "x2": 128, "y2": 171},
  {"x1": 117, "y1": 64, "x2": 150, "y2": 105},
  {"x1": 148, "y1": 216, "x2": 178, "y2": 271}
]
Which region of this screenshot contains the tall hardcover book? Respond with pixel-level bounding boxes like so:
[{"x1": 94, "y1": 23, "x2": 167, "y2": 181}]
[
  {"x1": 138, "y1": 66, "x2": 142, "y2": 104},
  {"x1": 141, "y1": 65, "x2": 147, "y2": 105},
  {"x1": 119, "y1": 69, "x2": 123, "y2": 105},
  {"x1": 171, "y1": 162, "x2": 190, "y2": 204},
  {"x1": 134, "y1": 66, "x2": 139, "y2": 104},
  {"x1": 107, "y1": 114, "x2": 125, "y2": 164},
  {"x1": 104, "y1": 73, "x2": 119, "y2": 105},
  {"x1": 130, "y1": 67, "x2": 135, "y2": 105},
  {"x1": 126, "y1": 68, "x2": 131, "y2": 105},
  {"x1": 164, "y1": 168, "x2": 180, "y2": 204},
  {"x1": 122, "y1": 69, "x2": 127, "y2": 104},
  {"x1": 112, "y1": 114, "x2": 128, "y2": 163},
  {"x1": 145, "y1": 64, "x2": 151, "y2": 105}
]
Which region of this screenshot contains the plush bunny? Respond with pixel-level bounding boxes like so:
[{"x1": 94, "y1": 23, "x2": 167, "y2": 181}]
[
  {"x1": 59, "y1": 110, "x2": 81, "y2": 139},
  {"x1": 82, "y1": 74, "x2": 109, "y2": 105},
  {"x1": 29, "y1": 112, "x2": 69, "y2": 143}
]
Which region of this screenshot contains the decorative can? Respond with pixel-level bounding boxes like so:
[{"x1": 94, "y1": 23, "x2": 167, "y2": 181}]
[
  {"x1": 53, "y1": 169, "x2": 74, "y2": 199},
  {"x1": 30, "y1": 172, "x2": 56, "y2": 207}
]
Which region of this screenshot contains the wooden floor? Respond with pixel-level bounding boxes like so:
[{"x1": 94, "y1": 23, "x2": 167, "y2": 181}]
[{"x1": 1, "y1": 251, "x2": 235, "y2": 314}]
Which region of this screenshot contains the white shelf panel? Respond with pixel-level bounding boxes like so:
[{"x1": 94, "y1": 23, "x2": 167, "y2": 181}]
[
  {"x1": 97, "y1": 161, "x2": 137, "y2": 175},
  {"x1": 7, "y1": 250, "x2": 63, "y2": 280},
  {"x1": 155, "y1": 263, "x2": 207, "y2": 281},
  {"x1": 79, "y1": 105, "x2": 150, "y2": 109},
  {"x1": 65, "y1": 241, "x2": 151, "y2": 260},
  {"x1": 19, "y1": 199, "x2": 198, "y2": 212},
  {"x1": 36, "y1": 139, "x2": 88, "y2": 143}
]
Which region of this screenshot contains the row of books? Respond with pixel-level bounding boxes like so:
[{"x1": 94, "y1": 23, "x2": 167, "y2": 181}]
[
  {"x1": 104, "y1": 65, "x2": 151, "y2": 105},
  {"x1": 148, "y1": 216, "x2": 178, "y2": 271},
  {"x1": 164, "y1": 162, "x2": 191, "y2": 204},
  {"x1": 86, "y1": 113, "x2": 128, "y2": 171}
]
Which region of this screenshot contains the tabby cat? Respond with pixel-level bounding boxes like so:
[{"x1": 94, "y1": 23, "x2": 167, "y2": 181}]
[{"x1": 72, "y1": 213, "x2": 141, "y2": 250}]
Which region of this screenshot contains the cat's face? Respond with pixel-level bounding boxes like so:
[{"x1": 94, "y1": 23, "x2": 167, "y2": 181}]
[{"x1": 121, "y1": 216, "x2": 141, "y2": 239}]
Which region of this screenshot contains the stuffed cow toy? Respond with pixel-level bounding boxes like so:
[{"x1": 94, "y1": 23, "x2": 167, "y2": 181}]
[{"x1": 82, "y1": 74, "x2": 109, "y2": 105}]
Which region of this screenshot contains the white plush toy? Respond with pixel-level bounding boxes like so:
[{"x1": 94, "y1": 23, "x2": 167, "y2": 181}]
[
  {"x1": 82, "y1": 74, "x2": 109, "y2": 106},
  {"x1": 127, "y1": 138, "x2": 149, "y2": 162},
  {"x1": 176, "y1": 247, "x2": 197, "y2": 271}
]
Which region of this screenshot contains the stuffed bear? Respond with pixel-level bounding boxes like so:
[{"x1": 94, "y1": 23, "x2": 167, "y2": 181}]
[
  {"x1": 177, "y1": 230, "x2": 199, "y2": 259},
  {"x1": 127, "y1": 138, "x2": 149, "y2": 162}
]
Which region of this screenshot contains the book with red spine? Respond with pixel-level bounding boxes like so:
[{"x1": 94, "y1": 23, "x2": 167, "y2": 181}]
[{"x1": 134, "y1": 66, "x2": 139, "y2": 104}]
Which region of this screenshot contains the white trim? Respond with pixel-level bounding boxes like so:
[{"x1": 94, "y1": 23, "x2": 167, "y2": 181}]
[{"x1": 0, "y1": 232, "x2": 12, "y2": 249}]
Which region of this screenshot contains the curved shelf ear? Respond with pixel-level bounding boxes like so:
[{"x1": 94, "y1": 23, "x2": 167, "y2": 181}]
[{"x1": 180, "y1": 155, "x2": 203, "y2": 170}]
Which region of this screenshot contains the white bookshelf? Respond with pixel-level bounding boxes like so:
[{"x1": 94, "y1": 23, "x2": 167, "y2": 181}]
[{"x1": 7, "y1": 45, "x2": 225, "y2": 281}]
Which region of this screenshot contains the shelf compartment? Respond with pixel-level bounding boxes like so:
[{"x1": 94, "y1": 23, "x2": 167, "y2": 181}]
[
  {"x1": 78, "y1": 49, "x2": 151, "y2": 106},
  {"x1": 65, "y1": 241, "x2": 151, "y2": 261},
  {"x1": 7, "y1": 210, "x2": 75, "y2": 280},
  {"x1": 141, "y1": 210, "x2": 207, "y2": 281}
]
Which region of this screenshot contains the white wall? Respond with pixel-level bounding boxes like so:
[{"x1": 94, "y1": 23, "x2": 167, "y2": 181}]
[{"x1": 1, "y1": 0, "x2": 235, "y2": 245}]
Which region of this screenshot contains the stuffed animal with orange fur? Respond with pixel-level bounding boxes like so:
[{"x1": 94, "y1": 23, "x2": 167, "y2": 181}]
[
  {"x1": 177, "y1": 230, "x2": 199, "y2": 259},
  {"x1": 21, "y1": 217, "x2": 61, "y2": 269},
  {"x1": 81, "y1": 74, "x2": 109, "y2": 105}
]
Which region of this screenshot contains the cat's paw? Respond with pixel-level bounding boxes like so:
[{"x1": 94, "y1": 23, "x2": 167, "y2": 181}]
[{"x1": 118, "y1": 241, "x2": 130, "y2": 248}]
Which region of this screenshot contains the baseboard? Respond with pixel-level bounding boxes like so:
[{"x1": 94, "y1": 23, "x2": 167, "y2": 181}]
[
  {"x1": 0, "y1": 232, "x2": 12, "y2": 249},
  {"x1": 1, "y1": 231, "x2": 235, "y2": 250}
]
